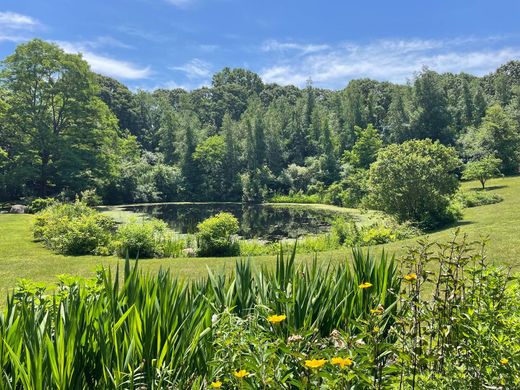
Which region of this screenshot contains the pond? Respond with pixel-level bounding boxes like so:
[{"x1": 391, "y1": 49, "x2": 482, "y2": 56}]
[{"x1": 112, "y1": 203, "x2": 352, "y2": 241}]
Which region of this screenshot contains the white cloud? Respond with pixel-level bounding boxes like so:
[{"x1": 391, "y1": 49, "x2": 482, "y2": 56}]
[
  {"x1": 262, "y1": 39, "x2": 330, "y2": 55},
  {"x1": 260, "y1": 37, "x2": 520, "y2": 88},
  {"x1": 171, "y1": 58, "x2": 212, "y2": 79},
  {"x1": 0, "y1": 11, "x2": 38, "y2": 30},
  {"x1": 0, "y1": 11, "x2": 40, "y2": 42},
  {"x1": 57, "y1": 41, "x2": 151, "y2": 80}
]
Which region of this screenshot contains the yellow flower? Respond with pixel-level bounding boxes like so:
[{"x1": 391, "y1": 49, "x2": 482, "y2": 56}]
[
  {"x1": 404, "y1": 273, "x2": 417, "y2": 281},
  {"x1": 373, "y1": 326, "x2": 380, "y2": 333},
  {"x1": 233, "y1": 370, "x2": 249, "y2": 379},
  {"x1": 304, "y1": 359, "x2": 327, "y2": 369},
  {"x1": 359, "y1": 282, "x2": 373, "y2": 289},
  {"x1": 370, "y1": 306, "x2": 384, "y2": 315},
  {"x1": 331, "y1": 357, "x2": 353, "y2": 368},
  {"x1": 210, "y1": 381, "x2": 222, "y2": 388},
  {"x1": 267, "y1": 314, "x2": 287, "y2": 324},
  {"x1": 500, "y1": 358, "x2": 509, "y2": 365}
]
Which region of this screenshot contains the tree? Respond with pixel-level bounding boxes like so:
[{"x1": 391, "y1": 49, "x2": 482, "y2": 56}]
[
  {"x1": 180, "y1": 112, "x2": 200, "y2": 196},
  {"x1": 410, "y1": 69, "x2": 453, "y2": 144},
  {"x1": 385, "y1": 88, "x2": 410, "y2": 143},
  {"x1": 193, "y1": 135, "x2": 226, "y2": 199},
  {"x1": 369, "y1": 139, "x2": 461, "y2": 228},
  {"x1": 344, "y1": 124, "x2": 382, "y2": 169},
  {"x1": 222, "y1": 113, "x2": 241, "y2": 199},
  {"x1": 462, "y1": 155, "x2": 502, "y2": 189},
  {"x1": 95, "y1": 74, "x2": 139, "y2": 133},
  {"x1": 461, "y1": 105, "x2": 520, "y2": 174},
  {"x1": 0, "y1": 39, "x2": 121, "y2": 197}
]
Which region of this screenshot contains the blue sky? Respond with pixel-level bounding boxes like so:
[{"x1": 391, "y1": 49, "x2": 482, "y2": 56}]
[{"x1": 1, "y1": 0, "x2": 520, "y2": 90}]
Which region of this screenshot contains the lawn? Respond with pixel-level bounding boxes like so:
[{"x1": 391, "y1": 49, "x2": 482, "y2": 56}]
[{"x1": 1, "y1": 176, "x2": 519, "y2": 302}]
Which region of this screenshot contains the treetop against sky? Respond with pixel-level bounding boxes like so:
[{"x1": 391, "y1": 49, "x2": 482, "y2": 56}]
[{"x1": 1, "y1": 0, "x2": 520, "y2": 90}]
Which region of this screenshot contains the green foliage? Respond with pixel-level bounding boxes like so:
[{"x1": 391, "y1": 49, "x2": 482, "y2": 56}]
[
  {"x1": 3, "y1": 40, "x2": 520, "y2": 207},
  {"x1": 461, "y1": 104, "x2": 520, "y2": 174},
  {"x1": 79, "y1": 188, "x2": 102, "y2": 206},
  {"x1": 343, "y1": 124, "x2": 382, "y2": 169},
  {"x1": 196, "y1": 212, "x2": 240, "y2": 256},
  {"x1": 369, "y1": 139, "x2": 461, "y2": 228},
  {"x1": 2, "y1": 236, "x2": 518, "y2": 388},
  {"x1": 27, "y1": 197, "x2": 57, "y2": 214},
  {"x1": 114, "y1": 218, "x2": 170, "y2": 258},
  {"x1": 463, "y1": 155, "x2": 502, "y2": 189},
  {"x1": 193, "y1": 135, "x2": 227, "y2": 198},
  {"x1": 33, "y1": 201, "x2": 115, "y2": 255},
  {"x1": 0, "y1": 39, "x2": 122, "y2": 199},
  {"x1": 460, "y1": 190, "x2": 504, "y2": 208},
  {"x1": 269, "y1": 191, "x2": 321, "y2": 204}
]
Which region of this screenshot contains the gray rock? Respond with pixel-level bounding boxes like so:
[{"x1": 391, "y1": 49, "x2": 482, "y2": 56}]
[
  {"x1": 9, "y1": 204, "x2": 26, "y2": 214},
  {"x1": 182, "y1": 248, "x2": 197, "y2": 258}
]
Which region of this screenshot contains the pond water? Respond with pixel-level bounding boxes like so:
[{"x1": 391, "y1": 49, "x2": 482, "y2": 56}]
[{"x1": 116, "y1": 203, "x2": 346, "y2": 241}]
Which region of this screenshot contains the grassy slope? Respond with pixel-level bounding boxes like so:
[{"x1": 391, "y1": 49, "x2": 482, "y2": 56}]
[{"x1": 1, "y1": 176, "x2": 519, "y2": 300}]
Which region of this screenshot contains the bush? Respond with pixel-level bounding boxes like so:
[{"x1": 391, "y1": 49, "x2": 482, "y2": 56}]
[
  {"x1": 196, "y1": 212, "x2": 240, "y2": 256},
  {"x1": 114, "y1": 218, "x2": 170, "y2": 258},
  {"x1": 369, "y1": 139, "x2": 461, "y2": 229},
  {"x1": 34, "y1": 201, "x2": 115, "y2": 255},
  {"x1": 79, "y1": 188, "x2": 102, "y2": 206},
  {"x1": 27, "y1": 197, "x2": 56, "y2": 214},
  {"x1": 331, "y1": 216, "x2": 360, "y2": 246},
  {"x1": 460, "y1": 190, "x2": 504, "y2": 208},
  {"x1": 270, "y1": 191, "x2": 321, "y2": 204}
]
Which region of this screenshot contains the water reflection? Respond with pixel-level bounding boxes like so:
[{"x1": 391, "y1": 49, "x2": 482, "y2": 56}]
[{"x1": 120, "y1": 203, "x2": 337, "y2": 241}]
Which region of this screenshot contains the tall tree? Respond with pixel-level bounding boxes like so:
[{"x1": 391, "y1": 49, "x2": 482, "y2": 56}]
[
  {"x1": 410, "y1": 69, "x2": 452, "y2": 144},
  {"x1": 0, "y1": 39, "x2": 120, "y2": 196}
]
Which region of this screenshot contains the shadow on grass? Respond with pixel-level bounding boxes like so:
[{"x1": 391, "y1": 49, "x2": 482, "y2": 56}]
[{"x1": 426, "y1": 220, "x2": 473, "y2": 234}]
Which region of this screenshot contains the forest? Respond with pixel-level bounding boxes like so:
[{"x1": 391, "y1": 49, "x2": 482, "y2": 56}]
[{"x1": 1, "y1": 39, "x2": 519, "y2": 227}]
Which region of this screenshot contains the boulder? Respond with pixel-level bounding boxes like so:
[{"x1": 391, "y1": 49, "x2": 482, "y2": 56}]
[
  {"x1": 9, "y1": 204, "x2": 26, "y2": 214},
  {"x1": 182, "y1": 248, "x2": 197, "y2": 258}
]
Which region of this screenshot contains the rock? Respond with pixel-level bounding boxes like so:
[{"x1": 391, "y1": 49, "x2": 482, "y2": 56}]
[
  {"x1": 9, "y1": 204, "x2": 26, "y2": 214},
  {"x1": 182, "y1": 248, "x2": 197, "y2": 258}
]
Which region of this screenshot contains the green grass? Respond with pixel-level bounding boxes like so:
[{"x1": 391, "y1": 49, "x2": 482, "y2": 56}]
[{"x1": 1, "y1": 176, "x2": 519, "y2": 302}]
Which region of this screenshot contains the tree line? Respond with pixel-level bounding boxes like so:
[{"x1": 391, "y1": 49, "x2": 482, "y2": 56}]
[{"x1": 1, "y1": 39, "x2": 519, "y2": 208}]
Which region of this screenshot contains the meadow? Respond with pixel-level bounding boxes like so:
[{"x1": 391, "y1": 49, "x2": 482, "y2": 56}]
[{"x1": 1, "y1": 176, "x2": 519, "y2": 302}]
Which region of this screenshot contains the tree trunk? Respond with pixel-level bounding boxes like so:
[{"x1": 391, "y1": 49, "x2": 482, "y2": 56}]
[{"x1": 40, "y1": 151, "x2": 49, "y2": 197}]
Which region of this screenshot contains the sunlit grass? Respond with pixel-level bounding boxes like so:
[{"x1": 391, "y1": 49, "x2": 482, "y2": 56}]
[{"x1": 1, "y1": 175, "x2": 519, "y2": 304}]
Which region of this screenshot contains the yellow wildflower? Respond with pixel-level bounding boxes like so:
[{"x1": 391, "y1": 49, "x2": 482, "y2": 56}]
[
  {"x1": 500, "y1": 358, "x2": 509, "y2": 365},
  {"x1": 370, "y1": 306, "x2": 383, "y2": 315},
  {"x1": 210, "y1": 381, "x2": 222, "y2": 388},
  {"x1": 304, "y1": 359, "x2": 327, "y2": 369},
  {"x1": 359, "y1": 282, "x2": 373, "y2": 289},
  {"x1": 331, "y1": 357, "x2": 353, "y2": 368},
  {"x1": 404, "y1": 273, "x2": 417, "y2": 281},
  {"x1": 267, "y1": 314, "x2": 287, "y2": 324},
  {"x1": 373, "y1": 326, "x2": 380, "y2": 333},
  {"x1": 233, "y1": 370, "x2": 249, "y2": 379}
]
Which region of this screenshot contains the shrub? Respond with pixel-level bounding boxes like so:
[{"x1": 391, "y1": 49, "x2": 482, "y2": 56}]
[
  {"x1": 114, "y1": 218, "x2": 169, "y2": 258},
  {"x1": 270, "y1": 191, "x2": 321, "y2": 204},
  {"x1": 79, "y1": 188, "x2": 102, "y2": 206},
  {"x1": 196, "y1": 212, "x2": 239, "y2": 256},
  {"x1": 369, "y1": 139, "x2": 461, "y2": 229},
  {"x1": 34, "y1": 201, "x2": 115, "y2": 255},
  {"x1": 27, "y1": 197, "x2": 56, "y2": 214},
  {"x1": 331, "y1": 216, "x2": 360, "y2": 246},
  {"x1": 460, "y1": 190, "x2": 504, "y2": 208}
]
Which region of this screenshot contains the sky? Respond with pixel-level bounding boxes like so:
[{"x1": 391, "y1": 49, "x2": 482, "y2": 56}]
[{"x1": 1, "y1": 0, "x2": 520, "y2": 90}]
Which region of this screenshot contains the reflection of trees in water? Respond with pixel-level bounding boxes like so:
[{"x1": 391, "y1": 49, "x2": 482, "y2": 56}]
[{"x1": 125, "y1": 204, "x2": 334, "y2": 241}]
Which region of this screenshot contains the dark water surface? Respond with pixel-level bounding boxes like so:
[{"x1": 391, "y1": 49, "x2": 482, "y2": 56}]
[{"x1": 119, "y1": 203, "x2": 341, "y2": 241}]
